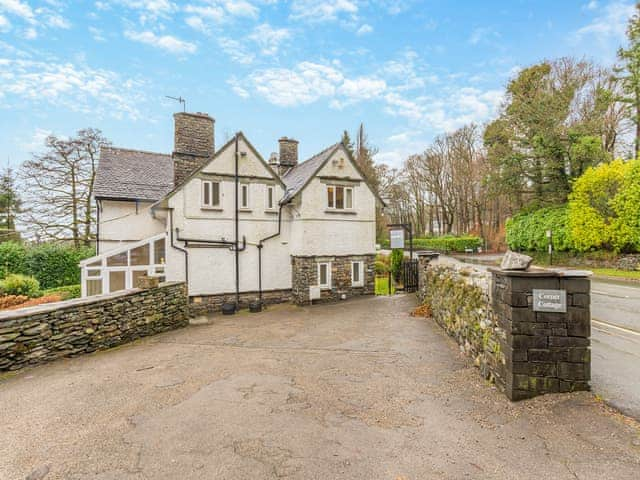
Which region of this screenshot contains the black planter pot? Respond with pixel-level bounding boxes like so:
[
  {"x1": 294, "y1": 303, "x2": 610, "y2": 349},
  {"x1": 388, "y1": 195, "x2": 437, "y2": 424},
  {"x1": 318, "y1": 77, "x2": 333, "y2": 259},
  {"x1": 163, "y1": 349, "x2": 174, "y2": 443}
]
[
  {"x1": 249, "y1": 300, "x2": 262, "y2": 313},
  {"x1": 221, "y1": 302, "x2": 236, "y2": 315}
]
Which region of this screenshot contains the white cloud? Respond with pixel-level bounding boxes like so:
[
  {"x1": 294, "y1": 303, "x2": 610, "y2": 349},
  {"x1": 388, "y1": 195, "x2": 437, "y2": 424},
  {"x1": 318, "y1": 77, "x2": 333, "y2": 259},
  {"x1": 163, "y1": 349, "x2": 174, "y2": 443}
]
[
  {"x1": 23, "y1": 26, "x2": 36, "y2": 38},
  {"x1": 0, "y1": 0, "x2": 36, "y2": 23},
  {"x1": 0, "y1": 14, "x2": 10, "y2": 31},
  {"x1": 248, "y1": 23, "x2": 290, "y2": 55},
  {"x1": 0, "y1": 58, "x2": 146, "y2": 119},
  {"x1": 20, "y1": 127, "x2": 53, "y2": 152},
  {"x1": 89, "y1": 26, "x2": 106, "y2": 41},
  {"x1": 356, "y1": 23, "x2": 372, "y2": 35},
  {"x1": 125, "y1": 30, "x2": 197, "y2": 54},
  {"x1": 184, "y1": 4, "x2": 225, "y2": 23},
  {"x1": 573, "y1": 0, "x2": 634, "y2": 45},
  {"x1": 218, "y1": 37, "x2": 254, "y2": 64},
  {"x1": 43, "y1": 12, "x2": 70, "y2": 29},
  {"x1": 223, "y1": 0, "x2": 258, "y2": 18},
  {"x1": 290, "y1": 0, "x2": 358, "y2": 22},
  {"x1": 338, "y1": 76, "x2": 386, "y2": 100},
  {"x1": 468, "y1": 26, "x2": 500, "y2": 45}
]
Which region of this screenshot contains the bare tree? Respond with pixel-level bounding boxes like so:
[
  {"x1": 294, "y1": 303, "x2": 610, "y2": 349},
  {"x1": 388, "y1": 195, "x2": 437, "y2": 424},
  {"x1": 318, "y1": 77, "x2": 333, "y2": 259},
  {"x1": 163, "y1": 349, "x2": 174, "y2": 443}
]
[{"x1": 20, "y1": 129, "x2": 110, "y2": 247}]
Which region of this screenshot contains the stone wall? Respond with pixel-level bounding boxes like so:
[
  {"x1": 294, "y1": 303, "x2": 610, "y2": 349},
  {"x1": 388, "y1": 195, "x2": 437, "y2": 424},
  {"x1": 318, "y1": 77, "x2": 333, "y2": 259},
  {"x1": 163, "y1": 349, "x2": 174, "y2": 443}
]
[
  {"x1": 418, "y1": 253, "x2": 591, "y2": 401},
  {"x1": 189, "y1": 288, "x2": 292, "y2": 317},
  {"x1": 173, "y1": 112, "x2": 214, "y2": 186},
  {"x1": 291, "y1": 254, "x2": 375, "y2": 305},
  {"x1": 0, "y1": 282, "x2": 188, "y2": 372}
]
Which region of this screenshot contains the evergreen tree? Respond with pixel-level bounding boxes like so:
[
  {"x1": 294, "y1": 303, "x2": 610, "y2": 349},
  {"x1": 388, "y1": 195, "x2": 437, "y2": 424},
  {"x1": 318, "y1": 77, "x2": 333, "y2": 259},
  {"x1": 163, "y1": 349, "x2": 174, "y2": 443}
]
[
  {"x1": 341, "y1": 130, "x2": 355, "y2": 158},
  {"x1": 616, "y1": 3, "x2": 640, "y2": 157},
  {"x1": 0, "y1": 167, "x2": 21, "y2": 242}
]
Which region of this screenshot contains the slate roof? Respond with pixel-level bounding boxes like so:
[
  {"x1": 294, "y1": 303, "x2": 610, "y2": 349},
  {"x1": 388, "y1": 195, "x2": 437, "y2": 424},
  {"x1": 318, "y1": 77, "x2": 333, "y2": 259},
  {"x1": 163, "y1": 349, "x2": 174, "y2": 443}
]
[
  {"x1": 94, "y1": 147, "x2": 173, "y2": 202},
  {"x1": 281, "y1": 143, "x2": 341, "y2": 203}
]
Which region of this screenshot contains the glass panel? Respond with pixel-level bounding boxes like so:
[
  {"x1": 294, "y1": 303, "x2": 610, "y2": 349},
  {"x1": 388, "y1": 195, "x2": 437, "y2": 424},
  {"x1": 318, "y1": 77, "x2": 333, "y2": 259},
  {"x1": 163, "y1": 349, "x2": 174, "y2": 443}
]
[
  {"x1": 109, "y1": 271, "x2": 126, "y2": 292},
  {"x1": 203, "y1": 181, "x2": 211, "y2": 206},
  {"x1": 241, "y1": 185, "x2": 249, "y2": 208},
  {"x1": 154, "y1": 266, "x2": 165, "y2": 274},
  {"x1": 353, "y1": 262, "x2": 360, "y2": 282},
  {"x1": 107, "y1": 251, "x2": 127, "y2": 267},
  {"x1": 87, "y1": 269, "x2": 101, "y2": 277},
  {"x1": 157, "y1": 276, "x2": 166, "y2": 283},
  {"x1": 267, "y1": 187, "x2": 273, "y2": 209},
  {"x1": 335, "y1": 186, "x2": 344, "y2": 209},
  {"x1": 88, "y1": 259, "x2": 101, "y2": 267},
  {"x1": 327, "y1": 186, "x2": 334, "y2": 208},
  {"x1": 212, "y1": 182, "x2": 220, "y2": 205},
  {"x1": 86, "y1": 279, "x2": 102, "y2": 296},
  {"x1": 132, "y1": 270, "x2": 148, "y2": 289},
  {"x1": 346, "y1": 188, "x2": 353, "y2": 209},
  {"x1": 319, "y1": 264, "x2": 327, "y2": 285},
  {"x1": 154, "y1": 238, "x2": 166, "y2": 265},
  {"x1": 130, "y1": 243, "x2": 150, "y2": 266}
]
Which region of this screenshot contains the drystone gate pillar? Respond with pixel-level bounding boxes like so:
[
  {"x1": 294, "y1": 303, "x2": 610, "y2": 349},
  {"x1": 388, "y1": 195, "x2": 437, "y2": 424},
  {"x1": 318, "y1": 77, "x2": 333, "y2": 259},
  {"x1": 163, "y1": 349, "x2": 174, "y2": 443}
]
[{"x1": 491, "y1": 268, "x2": 591, "y2": 400}]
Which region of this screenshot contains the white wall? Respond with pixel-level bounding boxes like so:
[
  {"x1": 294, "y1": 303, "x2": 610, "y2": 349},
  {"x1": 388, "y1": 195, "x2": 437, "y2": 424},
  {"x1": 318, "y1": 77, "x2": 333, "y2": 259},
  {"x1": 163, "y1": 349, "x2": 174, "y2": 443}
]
[
  {"x1": 289, "y1": 145, "x2": 377, "y2": 256},
  {"x1": 98, "y1": 200, "x2": 165, "y2": 253},
  {"x1": 166, "y1": 135, "x2": 292, "y2": 295}
]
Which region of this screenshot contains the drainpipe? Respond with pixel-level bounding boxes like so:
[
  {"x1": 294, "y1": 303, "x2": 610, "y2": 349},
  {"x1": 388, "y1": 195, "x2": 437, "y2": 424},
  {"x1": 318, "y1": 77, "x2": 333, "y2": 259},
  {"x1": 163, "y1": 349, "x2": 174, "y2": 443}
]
[
  {"x1": 257, "y1": 202, "x2": 285, "y2": 307},
  {"x1": 95, "y1": 199, "x2": 100, "y2": 255},
  {"x1": 234, "y1": 134, "x2": 241, "y2": 309},
  {"x1": 169, "y1": 209, "x2": 189, "y2": 287}
]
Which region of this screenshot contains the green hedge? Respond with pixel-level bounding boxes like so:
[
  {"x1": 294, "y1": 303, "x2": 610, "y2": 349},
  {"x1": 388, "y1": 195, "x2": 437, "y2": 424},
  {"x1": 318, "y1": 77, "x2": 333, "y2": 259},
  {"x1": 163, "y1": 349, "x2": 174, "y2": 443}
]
[
  {"x1": 505, "y1": 206, "x2": 573, "y2": 253},
  {"x1": 0, "y1": 242, "x2": 94, "y2": 289},
  {"x1": 380, "y1": 235, "x2": 483, "y2": 253}
]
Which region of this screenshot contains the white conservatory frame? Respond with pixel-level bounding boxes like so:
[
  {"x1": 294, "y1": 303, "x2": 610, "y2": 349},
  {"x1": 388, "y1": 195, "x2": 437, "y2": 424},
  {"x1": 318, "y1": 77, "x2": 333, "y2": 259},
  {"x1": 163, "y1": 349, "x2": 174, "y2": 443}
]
[{"x1": 80, "y1": 233, "x2": 167, "y2": 297}]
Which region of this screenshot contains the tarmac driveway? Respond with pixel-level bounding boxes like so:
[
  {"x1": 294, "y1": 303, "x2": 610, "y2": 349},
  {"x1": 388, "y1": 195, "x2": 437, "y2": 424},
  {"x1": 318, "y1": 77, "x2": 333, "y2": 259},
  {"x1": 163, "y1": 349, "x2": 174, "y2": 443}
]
[{"x1": 2, "y1": 295, "x2": 640, "y2": 479}]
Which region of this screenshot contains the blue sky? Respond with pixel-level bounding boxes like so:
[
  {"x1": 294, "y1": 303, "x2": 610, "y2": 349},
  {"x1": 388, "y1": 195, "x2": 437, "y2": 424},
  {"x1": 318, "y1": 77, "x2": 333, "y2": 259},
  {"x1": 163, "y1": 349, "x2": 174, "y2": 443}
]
[{"x1": 0, "y1": 0, "x2": 634, "y2": 168}]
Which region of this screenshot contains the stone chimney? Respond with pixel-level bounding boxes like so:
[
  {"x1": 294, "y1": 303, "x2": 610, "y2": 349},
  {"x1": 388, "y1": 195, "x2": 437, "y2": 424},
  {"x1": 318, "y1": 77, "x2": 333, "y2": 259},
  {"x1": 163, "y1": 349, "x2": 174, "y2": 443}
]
[
  {"x1": 173, "y1": 112, "x2": 215, "y2": 186},
  {"x1": 278, "y1": 137, "x2": 298, "y2": 172}
]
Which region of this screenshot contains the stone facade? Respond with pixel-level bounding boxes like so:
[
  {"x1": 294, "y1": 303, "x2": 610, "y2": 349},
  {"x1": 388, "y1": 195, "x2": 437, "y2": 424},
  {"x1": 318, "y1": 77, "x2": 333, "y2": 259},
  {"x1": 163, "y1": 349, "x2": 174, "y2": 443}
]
[
  {"x1": 291, "y1": 254, "x2": 375, "y2": 305},
  {"x1": 189, "y1": 288, "x2": 292, "y2": 317},
  {"x1": 173, "y1": 112, "x2": 215, "y2": 186},
  {"x1": 278, "y1": 137, "x2": 299, "y2": 168},
  {"x1": 0, "y1": 282, "x2": 188, "y2": 372},
  {"x1": 417, "y1": 253, "x2": 591, "y2": 401}
]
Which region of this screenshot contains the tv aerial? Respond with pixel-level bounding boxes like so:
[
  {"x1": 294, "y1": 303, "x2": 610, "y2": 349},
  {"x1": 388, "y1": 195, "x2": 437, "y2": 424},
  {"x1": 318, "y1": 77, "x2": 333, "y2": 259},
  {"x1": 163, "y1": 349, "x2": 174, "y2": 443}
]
[{"x1": 165, "y1": 95, "x2": 186, "y2": 112}]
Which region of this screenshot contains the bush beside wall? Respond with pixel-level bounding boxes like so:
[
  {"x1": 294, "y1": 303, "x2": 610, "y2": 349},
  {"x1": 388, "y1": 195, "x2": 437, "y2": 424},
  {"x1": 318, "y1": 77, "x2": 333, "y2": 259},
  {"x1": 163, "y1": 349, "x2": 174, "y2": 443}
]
[{"x1": 380, "y1": 235, "x2": 483, "y2": 252}]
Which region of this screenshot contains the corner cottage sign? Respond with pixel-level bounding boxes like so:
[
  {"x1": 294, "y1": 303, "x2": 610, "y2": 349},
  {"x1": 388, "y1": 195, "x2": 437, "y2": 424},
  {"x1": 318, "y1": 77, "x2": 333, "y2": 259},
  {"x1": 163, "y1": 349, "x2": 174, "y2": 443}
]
[{"x1": 532, "y1": 289, "x2": 567, "y2": 313}]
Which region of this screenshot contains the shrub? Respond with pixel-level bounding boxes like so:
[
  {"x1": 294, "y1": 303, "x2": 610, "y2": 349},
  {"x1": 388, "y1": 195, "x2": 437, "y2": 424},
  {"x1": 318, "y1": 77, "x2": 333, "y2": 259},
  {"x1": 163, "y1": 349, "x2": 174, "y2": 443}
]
[
  {"x1": 610, "y1": 160, "x2": 640, "y2": 252},
  {"x1": 0, "y1": 241, "x2": 27, "y2": 279},
  {"x1": 379, "y1": 235, "x2": 483, "y2": 252},
  {"x1": 24, "y1": 243, "x2": 94, "y2": 289},
  {"x1": 506, "y1": 206, "x2": 572, "y2": 252},
  {"x1": 0, "y1": 274, "x2": 40, "y2": 298},
  {"x1": 374, "y1": 260, "x2": 389, "y2": 274},
  {"x1": 568, "y1": 159, "x2": 630, "y2": 252},
  {"x1": 390, "y1": 248, "x2": 404, "y2": 282},
  {"x1": 43, "y1": 284, "x2": 81, "y2": 300}
]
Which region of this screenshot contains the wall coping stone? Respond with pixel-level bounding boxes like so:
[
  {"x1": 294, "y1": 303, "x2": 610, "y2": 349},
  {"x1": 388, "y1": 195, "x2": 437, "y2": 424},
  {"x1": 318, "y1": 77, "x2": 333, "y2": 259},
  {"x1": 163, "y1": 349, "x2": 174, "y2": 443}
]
[
  {"x1": 0, "y1": 282, "x2": 185, "y2": 322},
  {"x1": 489, "y1": 267, "x2": 592, "y2": 278}
]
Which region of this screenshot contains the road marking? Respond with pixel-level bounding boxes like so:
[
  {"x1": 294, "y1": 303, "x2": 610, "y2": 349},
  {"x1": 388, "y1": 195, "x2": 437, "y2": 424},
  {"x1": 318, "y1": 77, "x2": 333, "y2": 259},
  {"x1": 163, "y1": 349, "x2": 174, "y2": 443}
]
[
  {"x1": 593, "y1": 318, "x2": 640, "y2": 337},
  {"x1": 592, "y1": 290, "x2": 631, "y2": 299}
]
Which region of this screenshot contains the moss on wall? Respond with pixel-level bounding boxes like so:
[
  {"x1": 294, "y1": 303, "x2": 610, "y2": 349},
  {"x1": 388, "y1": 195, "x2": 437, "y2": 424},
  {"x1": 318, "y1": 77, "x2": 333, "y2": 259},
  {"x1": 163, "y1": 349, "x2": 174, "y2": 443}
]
[{"x1": 419, "y1": 265, "x2": 505, "y2": 384}]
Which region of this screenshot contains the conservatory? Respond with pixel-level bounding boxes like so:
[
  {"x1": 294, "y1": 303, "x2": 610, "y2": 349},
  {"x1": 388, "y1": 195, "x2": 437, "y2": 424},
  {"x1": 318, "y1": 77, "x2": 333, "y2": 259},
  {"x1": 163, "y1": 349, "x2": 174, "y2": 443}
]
[{"x1": 80, "y1": 233, "x2": 167, "y2": 297}]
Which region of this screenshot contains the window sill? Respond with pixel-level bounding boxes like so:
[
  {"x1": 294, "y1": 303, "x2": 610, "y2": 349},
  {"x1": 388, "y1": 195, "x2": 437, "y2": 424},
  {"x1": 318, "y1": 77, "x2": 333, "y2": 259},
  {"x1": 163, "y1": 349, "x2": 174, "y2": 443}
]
[
  {"x1": 239, "y1": 208, "x2": 252, "y2": 212},
  {"x1": 319, "y1": 285, "x2": 331, "y2": 290},
  {"x1": 201, "y1": 206, "x2": 223, "y2": 211},
  {"x1": 264, "y1": 209, "x2": 278, "y2": 214},
  {"x1": 324, "y1": 209, "x2": 356, "y2": 215}
]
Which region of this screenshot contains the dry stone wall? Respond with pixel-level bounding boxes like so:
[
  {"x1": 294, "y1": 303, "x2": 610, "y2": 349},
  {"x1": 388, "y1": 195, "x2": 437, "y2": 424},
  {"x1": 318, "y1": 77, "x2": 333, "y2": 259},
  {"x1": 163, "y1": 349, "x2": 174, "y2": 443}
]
[
  {"x1": 417, "y1": 253, "x2": 591, "y2": 401},
  {"x1": 0, "y1": 282, "x2": 188, "y2": 372}
]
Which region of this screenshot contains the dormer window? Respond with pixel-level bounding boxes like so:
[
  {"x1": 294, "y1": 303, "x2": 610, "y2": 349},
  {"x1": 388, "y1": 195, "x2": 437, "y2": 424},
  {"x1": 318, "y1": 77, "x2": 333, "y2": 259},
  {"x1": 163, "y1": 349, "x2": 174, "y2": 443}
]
[
  {"x1": 327, "y1": 185, "x2": 354, "y2": 210},
  {"x1": 202, "y1": 180, "x2": 221, "y2": 208}
]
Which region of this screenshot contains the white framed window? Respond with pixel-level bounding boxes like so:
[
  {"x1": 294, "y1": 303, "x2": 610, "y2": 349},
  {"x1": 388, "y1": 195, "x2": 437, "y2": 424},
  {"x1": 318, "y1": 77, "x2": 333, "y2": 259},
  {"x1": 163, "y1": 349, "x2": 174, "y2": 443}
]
[
  {"x1": 266, "y1": 185, "x2": 275, "y2": 210},
  {"x1": 318, "y1": 262, "x2": 331, "y2": 289},
  {"x1": 351, "y1": 261, "x2": 364, "y2": 287},
  {"x1": 327, "y1": 185, "x2": 354, "y2": 210},
  {"x1": 240, "y1": 183, "x2": 250, "y2": 209},
  {"x1": 202, "y1": 180, "x2": 221, "y2": 208}
]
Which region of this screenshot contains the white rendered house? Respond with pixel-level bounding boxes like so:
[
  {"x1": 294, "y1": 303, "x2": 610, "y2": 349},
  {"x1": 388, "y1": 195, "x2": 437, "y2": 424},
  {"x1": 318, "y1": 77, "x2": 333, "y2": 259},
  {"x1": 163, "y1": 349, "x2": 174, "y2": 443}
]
[{"x1": 81, "y1": 112, "x2": 383, "y2": 312}]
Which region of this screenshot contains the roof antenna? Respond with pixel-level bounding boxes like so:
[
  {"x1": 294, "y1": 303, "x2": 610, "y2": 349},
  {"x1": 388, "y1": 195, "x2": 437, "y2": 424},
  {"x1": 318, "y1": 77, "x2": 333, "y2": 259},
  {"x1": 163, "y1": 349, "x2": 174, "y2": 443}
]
[{"x1": 165, "y1": 95, "x2": 186, "y2": 112}]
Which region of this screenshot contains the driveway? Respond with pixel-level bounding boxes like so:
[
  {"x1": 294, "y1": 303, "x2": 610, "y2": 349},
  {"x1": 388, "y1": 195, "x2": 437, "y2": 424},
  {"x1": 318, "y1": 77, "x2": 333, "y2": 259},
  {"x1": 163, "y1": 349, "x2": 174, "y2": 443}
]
[{"x1": 2, "y1": 295, "x2": 639, "y2": 479}]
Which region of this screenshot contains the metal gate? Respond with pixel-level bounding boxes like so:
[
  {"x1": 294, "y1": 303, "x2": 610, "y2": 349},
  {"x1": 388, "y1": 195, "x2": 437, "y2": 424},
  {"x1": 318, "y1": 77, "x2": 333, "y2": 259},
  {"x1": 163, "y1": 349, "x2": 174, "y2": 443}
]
[{"x1": 402, "y1": 259, "x2": 419, "y2": 293}]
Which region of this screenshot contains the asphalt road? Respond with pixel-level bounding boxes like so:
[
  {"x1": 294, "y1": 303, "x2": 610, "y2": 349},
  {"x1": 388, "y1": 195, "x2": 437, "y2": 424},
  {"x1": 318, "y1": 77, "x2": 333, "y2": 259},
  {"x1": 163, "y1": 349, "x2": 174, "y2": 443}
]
[{"x1": 591, "y1": 279, "x2": 640, "y2": 419}]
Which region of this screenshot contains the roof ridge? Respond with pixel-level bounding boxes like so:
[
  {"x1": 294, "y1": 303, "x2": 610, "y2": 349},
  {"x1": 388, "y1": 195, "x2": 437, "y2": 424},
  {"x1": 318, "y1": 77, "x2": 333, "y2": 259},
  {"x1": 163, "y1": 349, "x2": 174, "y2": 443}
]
[
  {"x1": 283, "y1": 141, "x2": 340, "y2": 178},
  {"x1": 102, "y1": 146, "x2": 171, "y2": 157}
]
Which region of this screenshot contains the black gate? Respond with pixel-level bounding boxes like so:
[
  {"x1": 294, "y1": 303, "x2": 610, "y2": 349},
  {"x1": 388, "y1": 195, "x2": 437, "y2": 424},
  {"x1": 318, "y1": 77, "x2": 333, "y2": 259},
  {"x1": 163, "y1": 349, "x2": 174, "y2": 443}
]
[{"x1": 402, "y1": 259, "x2": 419, "y2": 293}]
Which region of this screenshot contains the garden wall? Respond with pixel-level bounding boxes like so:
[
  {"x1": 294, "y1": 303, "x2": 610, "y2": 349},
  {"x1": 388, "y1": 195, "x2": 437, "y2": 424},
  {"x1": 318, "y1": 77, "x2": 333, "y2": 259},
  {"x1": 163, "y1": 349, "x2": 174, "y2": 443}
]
[
  {"x1": 417, "y1": 253, "x2": 591, "y2": 400},
  {"x1": 0, "y1": 282, "x2": 188, "y2": 372}
]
